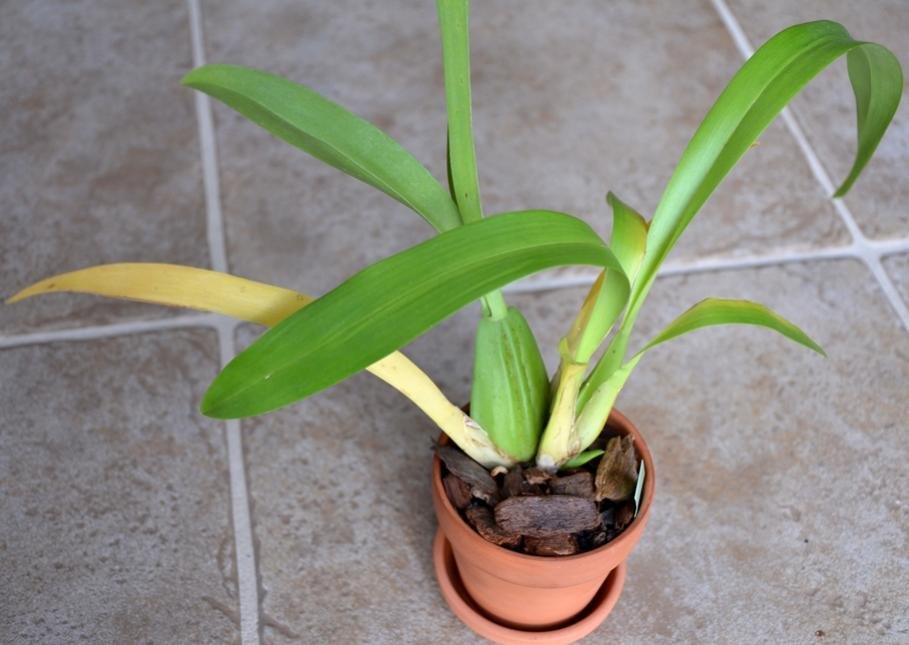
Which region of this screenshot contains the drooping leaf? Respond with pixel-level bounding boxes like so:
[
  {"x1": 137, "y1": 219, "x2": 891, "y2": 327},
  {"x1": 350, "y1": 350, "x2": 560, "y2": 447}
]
[
  {"x1": 583, "y1": 21, "x2": 900, "y2": 401},
  {"x1": 639, "y1": 22, "x2": 901, "y2": 300},
  {"x1": 6, "y1": 262, "x2": 312, "y2": 326},
  {"x1": 573, "y1": 298, "x2": 824, "y2": 456},
  {"x1": 637, "y1": 298, "x2": 825, "y2": 357},
  {"x1": 6, "y1": 263, "x2": 512, "y2": 467},
  {"x1": 203, "y1": 211, "x2": 629, "y2": 419},
  {"x1": 182, "y1": 64, "x2": 461, "y2": 232},
  {"x1": 835, "y1": 44, "x2": 903, "y2": 196}
]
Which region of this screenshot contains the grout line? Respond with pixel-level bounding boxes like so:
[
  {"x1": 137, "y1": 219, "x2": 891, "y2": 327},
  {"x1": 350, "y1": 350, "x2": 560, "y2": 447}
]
[
  {"x1": 506, "y1": 245, "x2": 860, "y2": 294},
  {"x1": 215, "y1": 317, "x2": 260, "y2": 645},
  {"x1": 187, "y1": 1, "x2": 260, "y2": 643},
  {"x1": 188, "y1": 0, "x2": 228, "y2": 274},
  {"x1": 505, "y1": 234, "x2": 907, "y2": 295},
  {"x1": 0, "y1": 314, "x2": 218, "y2": 349},
  {"x1": 0, "y1": 234, "x2": 903, "y2": 349},
  {"x1": 710, "y1": 0, "x2": 909, "y2": 332},
  {"x1": 872, "y1": 238, "x2": 909, "y2": 256}
]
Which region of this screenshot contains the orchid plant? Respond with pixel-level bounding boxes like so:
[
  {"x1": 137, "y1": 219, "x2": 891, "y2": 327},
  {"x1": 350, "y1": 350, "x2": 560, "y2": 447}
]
[{"x1": 10, "y1": 3, "x2": 901, "y2": 473}]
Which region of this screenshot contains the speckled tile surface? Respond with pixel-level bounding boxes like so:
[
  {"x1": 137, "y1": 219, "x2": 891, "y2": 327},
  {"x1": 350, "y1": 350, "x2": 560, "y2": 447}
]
[
  {"x1": 0, "y1": 0, "x2": 208, "y2": 334},
  {"x1": 203, "y1": 0, "x2": 848, "y2": 296},
  {"x1": 0, "y1": 330, "x2": 238, "y2": 643},
  {"x1": 884, "y1": 253, "x2": 909, "y2": 304},
  {"x1": 727, "y1": 0, "x2": 909, "y2": 240},
  {"x1": 3, "y1": 1, "x2": 908, "y2": 644}
]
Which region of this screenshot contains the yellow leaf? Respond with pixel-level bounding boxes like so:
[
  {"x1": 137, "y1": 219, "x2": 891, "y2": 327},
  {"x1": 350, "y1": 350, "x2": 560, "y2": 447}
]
[{"x1": 7, "y1": 263, "x2": 511, "y2": 467}]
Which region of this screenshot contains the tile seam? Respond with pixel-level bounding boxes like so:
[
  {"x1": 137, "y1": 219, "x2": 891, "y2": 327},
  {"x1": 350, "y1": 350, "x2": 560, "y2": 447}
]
[
  {"x1": 0, "y1": 314, "x2": 219, "y2": 349},
  {"x1": 187, "y1": 1, "x2": 260, "y2": 643},
  {"x1": 188, "y1": 0, "x2": 228, "y2": 274},
  {"x1": 710, "y1": 0, "x2": 909, "y2": 331},
  {"x1": 506, "y1": 245, "x2": 859, "y2": 293},
  {"x1": 1, "y1": 236, "x2": 905, "y2": 349}
]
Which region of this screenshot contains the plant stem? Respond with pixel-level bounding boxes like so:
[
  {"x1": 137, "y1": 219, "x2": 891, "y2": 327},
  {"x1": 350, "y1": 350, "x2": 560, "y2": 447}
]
[
  {"x1": 480, "y1": 290, "x2": 508, "y2": 320},
  {"x1": 535, "y1": 343, "x2": 587, "y2": 470}
]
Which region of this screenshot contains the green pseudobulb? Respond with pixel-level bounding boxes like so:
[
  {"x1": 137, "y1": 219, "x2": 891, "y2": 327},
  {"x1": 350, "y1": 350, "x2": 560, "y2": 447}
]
[{"x1": 470, "y1": 307, "x2": 549, "y2": 463}]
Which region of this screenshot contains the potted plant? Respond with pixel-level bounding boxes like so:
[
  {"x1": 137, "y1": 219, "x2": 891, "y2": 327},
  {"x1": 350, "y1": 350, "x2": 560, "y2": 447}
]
[{"x1": 8, "y1": 2, "x2": 901, "y2": 643}]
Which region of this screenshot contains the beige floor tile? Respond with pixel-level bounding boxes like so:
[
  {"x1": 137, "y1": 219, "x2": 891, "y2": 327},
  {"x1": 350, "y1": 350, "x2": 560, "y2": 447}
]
[
  {"x1": 202, "y1": 0, "x2": 847, "y2": 298},
  {"x1": 883, "y1": 253, "x2": 909, "y2": 304},
  {"x1": 0, "y1": 329, "x2": 238, "y2": 643},
  {"x1": 238, "y1": 257, "x2": 908, "y2": 642},
  {"x1": 0, "y1": 1, "x2": 208, "y2": 335},
  {"x1": 727, "y1": 0, "x2": 909, "y2": 240}
]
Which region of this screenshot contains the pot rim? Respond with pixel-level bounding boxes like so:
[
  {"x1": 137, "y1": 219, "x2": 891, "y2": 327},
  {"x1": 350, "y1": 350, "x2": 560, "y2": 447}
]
[{"x1": 433, "y1": 407, "x2": 655, "y2": 565}]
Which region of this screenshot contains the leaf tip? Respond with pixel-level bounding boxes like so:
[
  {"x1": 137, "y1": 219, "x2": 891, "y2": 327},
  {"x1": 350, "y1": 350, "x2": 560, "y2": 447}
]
[
  {"x1": 800, "y1": 332, "x2": 827, "y2": 358},
  {"x1": 831, "y1": 182, "x2": 850, "y2": 199},
  {"x1": 181, "y1": 65, "x2": 219, "y2": 88},
  {"x1": 200, "y1": 384, "x2": 230, "y2": 419},
  {"x1": 5, "y1": 283, "x2": 42, "y2": 304}
]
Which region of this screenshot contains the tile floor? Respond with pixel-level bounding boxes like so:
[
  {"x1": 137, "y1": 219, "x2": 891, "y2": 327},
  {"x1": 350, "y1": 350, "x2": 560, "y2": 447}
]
[{"x1": 2, "y1": 1, "x2": 907, "y2": 643}]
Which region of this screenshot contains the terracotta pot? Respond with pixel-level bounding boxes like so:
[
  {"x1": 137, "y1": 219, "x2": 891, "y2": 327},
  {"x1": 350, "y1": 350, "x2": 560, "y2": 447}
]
[{"x1": 431, "y1": 408, "x2": 655, "y2": 642}]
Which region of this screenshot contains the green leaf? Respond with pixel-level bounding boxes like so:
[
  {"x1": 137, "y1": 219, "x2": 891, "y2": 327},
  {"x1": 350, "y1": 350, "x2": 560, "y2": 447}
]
[
  {"x1": 607, "y1": 192, "x2": 648, "y2": 286},
  {"x1": 564, "y1": 269, "x2": 628, "y2": 364},
  {"x1": 639, "y1": 22, "x2": 901, "y2": 299},
  {"x1": 438, "y1": 11, "x2": 509, "y2": 320},
  {"x1": 202, "y1": 211, "x2": 629, "y2": 419},
  {"x1": 182, "y1": 64, "x2": 461, "y2": 232},
  {"x1": 561, "y1": 449, "x2": 604, "y2": 470},
  {"x1": 637, "y1": 298, "x2": 825, "y2": 357},
  {"x1": 567, "y1": 193, "x2": 648, "y2": 369},
  {"x1": 835, "y1": 44, "x2": 903, "y2": 196},
  {"x1": 583, "y1": 21, "x2": 900, "y2": 401},
  {"x1": 573, "y1": 298, "x2": 824, "y2": 456},
  {"x1": 437, "y1": 0, "x2": 483, "y2": 225}
]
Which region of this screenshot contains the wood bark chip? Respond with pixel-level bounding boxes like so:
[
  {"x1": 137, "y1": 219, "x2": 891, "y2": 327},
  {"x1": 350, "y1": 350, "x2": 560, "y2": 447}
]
[
  {"x1": 550, "y1": 472, "x2": 595, "y2": 500},
  {"x1": 465, "y1": 506, "x2": 522, "y2": 548},
  {"x1": 495, "y1": 495, "x2": 601, "y2": 537},
  {"x1": 437, "y1": 444, "x2": 498, "y2": 503},
  {"x1": 443, "y1": 473, "x2": 473, "y2": 510},
  {"x1": 503, "y1": 464, "x2": 524, "y2": 499},
  {"x1": 524, "y1": 467, "x2": 552, "y2": 485},
  {"x1": 594, "y1": 435, "x2": 638, "y2": 502},
  {"x1": 578, "y1": 529, "x2": 608, "y2": 551},
  {"x1": 524, "y1": 533, "x2": 579, "y2": 556},
  {"x1": 613, "y1": 500, "x2": 636, "y2": 531}
]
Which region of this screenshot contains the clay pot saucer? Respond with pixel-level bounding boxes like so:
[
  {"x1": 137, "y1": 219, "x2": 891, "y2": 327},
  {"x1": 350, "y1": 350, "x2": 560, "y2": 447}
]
[{"x1": 433, "y1": 530, "x2": 627, "y2": 644}]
